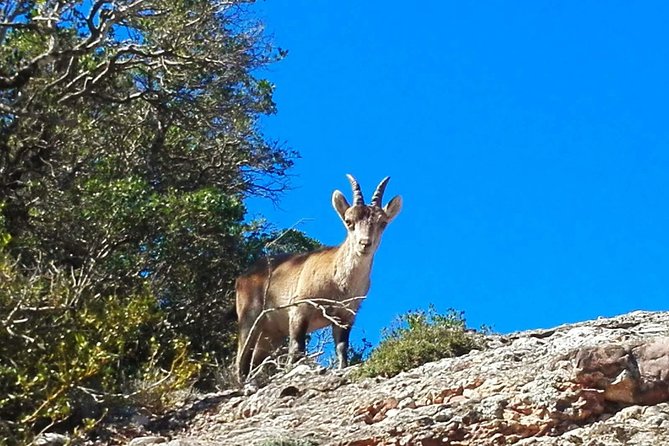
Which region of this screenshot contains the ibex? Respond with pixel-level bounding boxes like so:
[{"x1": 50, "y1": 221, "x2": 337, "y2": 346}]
[{"x1": 235, "y1": 174, "x2": 402, "y2": 381}]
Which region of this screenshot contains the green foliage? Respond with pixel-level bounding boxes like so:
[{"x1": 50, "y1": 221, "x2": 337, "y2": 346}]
[
  {"x1": 0, "y1": 236, "x2": 199, "y2": 444},
  {"x1": 245, "y1": 226, "x2": 322, "y2": 263},
  {"x1": 0, "y1": 0, "x2": 314, "y2": 443},
  {"x1": 354, "y1": 307, "x2": 485, "y2": 379},
  {"x1": 0, "y1": 0, "x2": 298, "y2": 371}
]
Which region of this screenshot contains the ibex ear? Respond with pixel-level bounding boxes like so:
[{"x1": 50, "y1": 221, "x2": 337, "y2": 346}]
[
  {"x1": 332, "y1": 190, "x2": 350, "y2": 222},
  {"x1": 384, "y1": 195, "x2": 402, "y2": 222}
]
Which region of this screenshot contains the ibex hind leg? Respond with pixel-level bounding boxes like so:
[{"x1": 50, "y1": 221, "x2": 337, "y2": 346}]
[
  {"x1": 250, "y1": 334, "x2": 283, "y2": 374},
  {"x1": 288, "y1": 312, "x2": 309, "y2": 363},
  {"x1": 236, "y1": 306, "x2": 263, "y2": 382}
]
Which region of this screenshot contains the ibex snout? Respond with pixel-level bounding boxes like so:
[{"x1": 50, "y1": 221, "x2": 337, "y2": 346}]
[
  {"x1": 358, "y1": 237, "x2": 372, "y2": 248},
  {"x1": 358, "y1": 238, "x2": 373, "y2": 253}
]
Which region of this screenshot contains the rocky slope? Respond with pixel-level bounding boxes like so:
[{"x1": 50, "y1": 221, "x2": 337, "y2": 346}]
[{"x1": 128, "y1": 311, "x2": 669, "y2": 445}]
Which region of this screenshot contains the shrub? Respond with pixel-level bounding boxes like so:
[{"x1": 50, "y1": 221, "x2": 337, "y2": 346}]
[
  {"x1": 354, "y1": 306, "x2": 485, "y2": 378},
  {"x1": 0, "y1": 229, "x2": 199, "y2": 445}
]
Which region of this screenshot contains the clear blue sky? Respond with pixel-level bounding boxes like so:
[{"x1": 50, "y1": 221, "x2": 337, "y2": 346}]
[{"x1": 247, "y1": 1, "x2": 669, "y2": 346}]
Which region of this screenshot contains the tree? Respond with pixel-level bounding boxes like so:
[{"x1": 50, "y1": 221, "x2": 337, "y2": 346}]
[
  {"x1": 1, "y1": 0, "x2": 298, "y2": 354},
  {"x1": 0, "y1": 1, "x2": 315, "y2": 440}
]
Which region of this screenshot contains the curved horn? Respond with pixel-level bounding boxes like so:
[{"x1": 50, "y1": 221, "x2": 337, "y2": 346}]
[
  {"x1": 346, "y1": 174, "x2": 365, "y2": 206},
  {"x1": 371, "y1": 176, "x2": 390, "y2": 207}
]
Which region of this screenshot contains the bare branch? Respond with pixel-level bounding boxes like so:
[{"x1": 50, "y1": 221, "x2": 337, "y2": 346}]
[{"x1": 238, "y1": 296, "x2": 366, "y2": 382}]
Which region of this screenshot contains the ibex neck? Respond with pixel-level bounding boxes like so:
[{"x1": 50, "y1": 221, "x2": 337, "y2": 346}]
[{"x1": 333, "y1": 237, "x2": 375, "y2": 296}]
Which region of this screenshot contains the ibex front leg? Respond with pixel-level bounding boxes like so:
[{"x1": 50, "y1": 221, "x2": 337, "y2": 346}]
[{"x1": 332, "y1": 324, "x2": 351, "y2": 369}]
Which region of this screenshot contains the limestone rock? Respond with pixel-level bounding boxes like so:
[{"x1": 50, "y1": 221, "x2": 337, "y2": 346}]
[
  {"x1": 33, "y1": 433, "x2": 69, "y2": 446},
  {"x1": 127, "y1": 436, "x2": 167, "y2": 446},
  {"x1": 129, "y1": 311, "x2": 669, "y2": 445},
  {"x1": 574, "y1": 337, "x2": 669, "y2": 405}
]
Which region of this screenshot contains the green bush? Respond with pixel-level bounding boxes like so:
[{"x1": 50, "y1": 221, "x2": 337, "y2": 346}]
[
  {"x1": 0, "y1": 208, "x2": 315, "y2": 444},
  {"x1": 354, "y1": 306, "x2": 485, "y2": 379},
  {"x1": 0, "y1": 229, "x2": 198, "y2": 445}
]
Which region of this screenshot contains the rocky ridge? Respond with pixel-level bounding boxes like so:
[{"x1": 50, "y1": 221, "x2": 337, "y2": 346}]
[{"x1": 129, "y1": 311, "x2": 669, "y2": 445}]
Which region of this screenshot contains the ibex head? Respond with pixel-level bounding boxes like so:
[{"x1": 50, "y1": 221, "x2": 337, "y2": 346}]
[{"x1": 332, "y1": 174, "x2": 402, "y2": 256}]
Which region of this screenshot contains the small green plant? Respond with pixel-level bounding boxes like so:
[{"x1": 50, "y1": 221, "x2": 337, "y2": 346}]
[{"x1": 354, "y1": 306, "x2": 486, "y2": 378}]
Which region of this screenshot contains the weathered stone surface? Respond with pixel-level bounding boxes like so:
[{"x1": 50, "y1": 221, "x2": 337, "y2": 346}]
[
  {"x1": 34, "y1": 433, "x2": 69, "y2": 446},
  {"x1": 574, "y1": 337, "x2": 669, "y2": 405},
  {"x1": 131, "y1": 311, "x2": 669, "y2": 445},
  {"x1": 127, "y1": 436, "x2": 167, "y2": 446}
]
